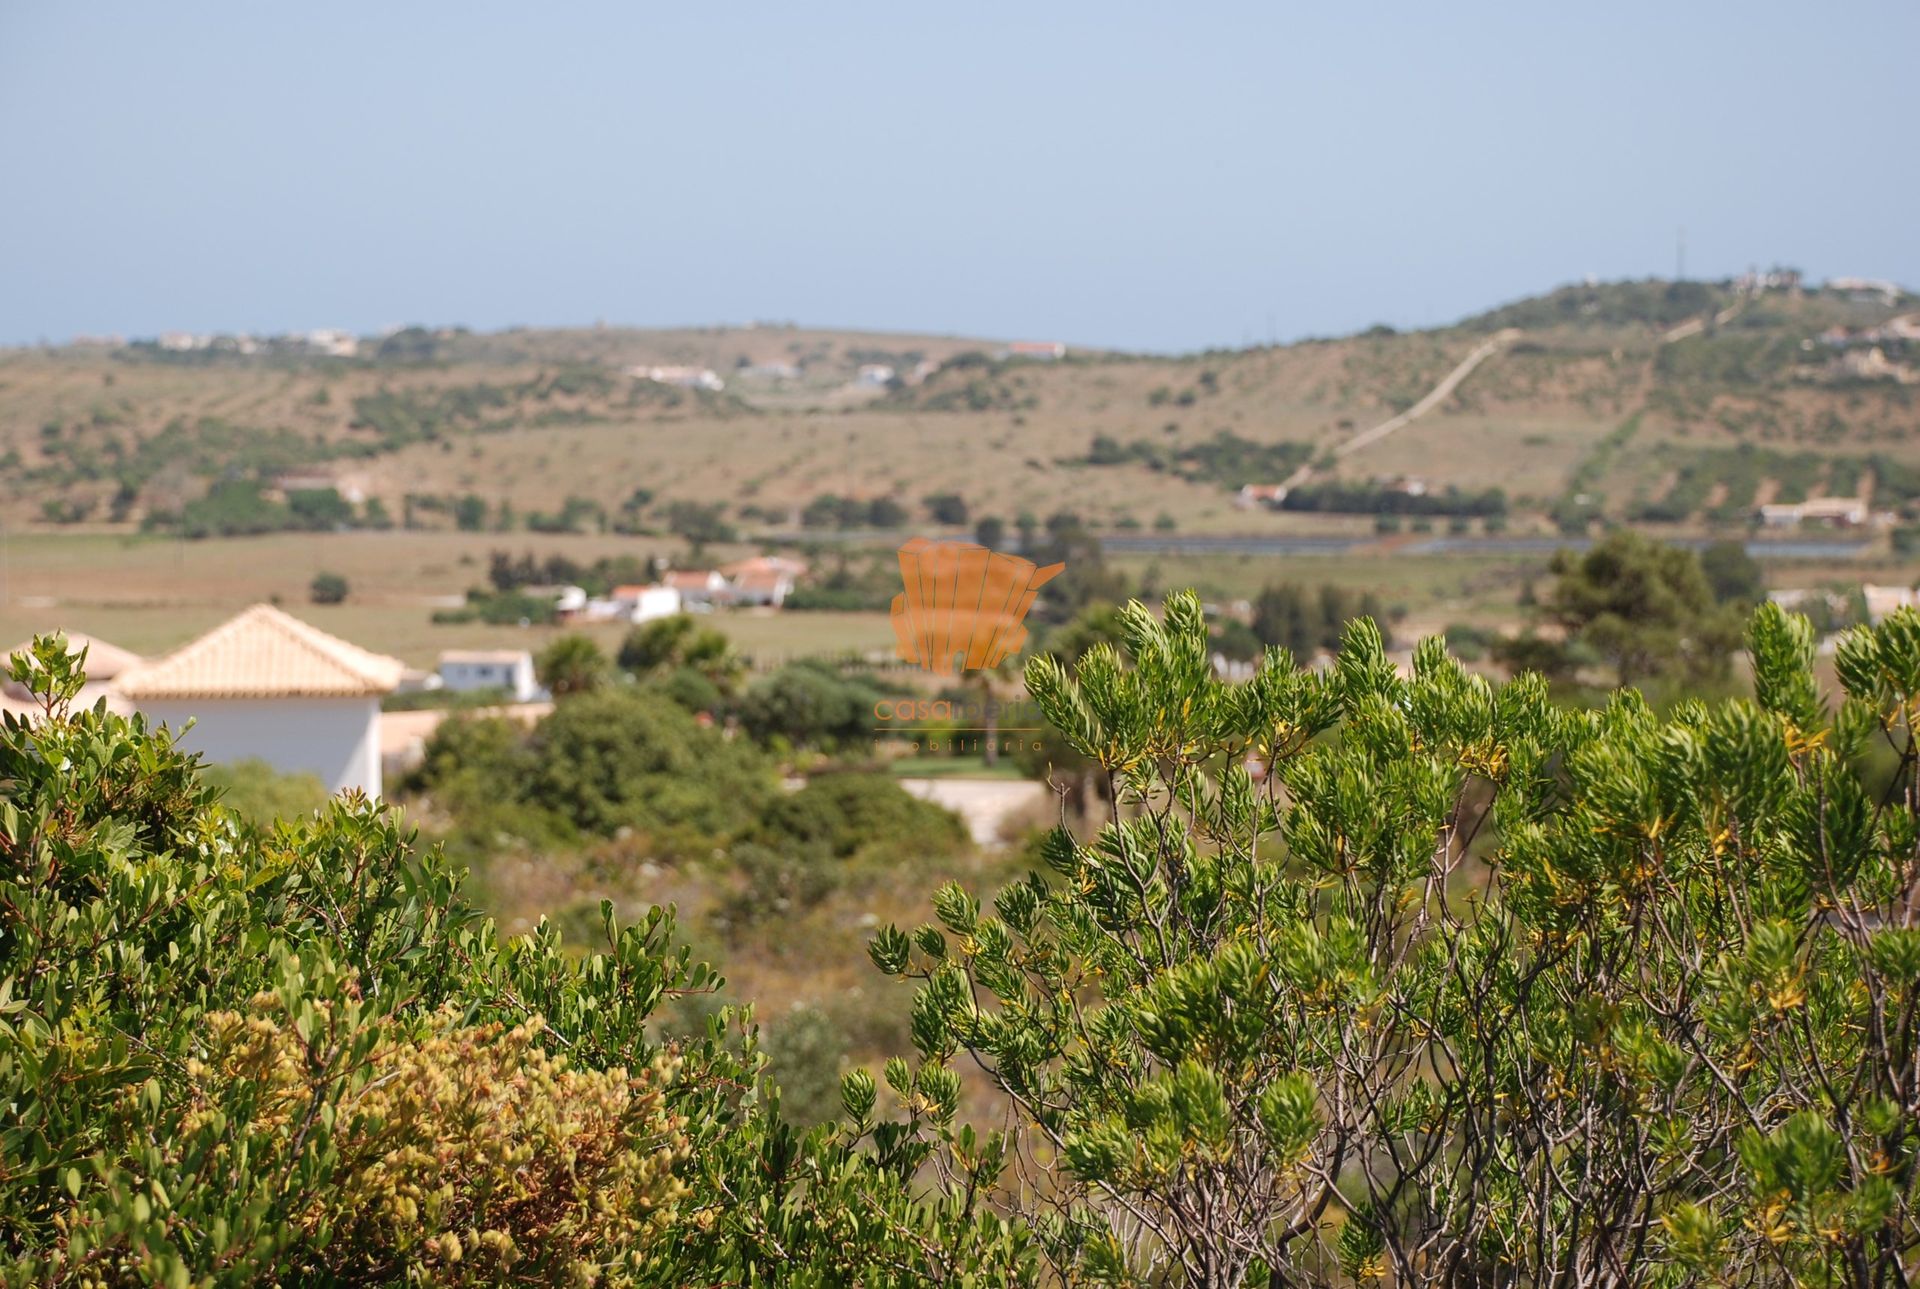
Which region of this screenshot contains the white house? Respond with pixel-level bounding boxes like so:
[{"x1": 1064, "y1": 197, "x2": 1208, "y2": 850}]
[
  {"x1": 1865, "y1": 585, "x2": 1920, "y2": 626},
  {"x1": 438, "y1": 648, "x2": 542, "y2": 702},
  {"x1": 113, "y1": 604, "x2": 404, "y2": 798},
  {"x1": 1000, "y1": 341, "x2": 1067, "y2": 361},
  {"x1": 857, "y1": 364, "x2": 896, "y2": 387},
  {"x1": 611, "y1": 584, "x2": 684, "y2": 622},
  {"x1": 630, "y1": 365, "x2": 725, "y2": 392},
  {"x1": 1758, "y1": 497, "x2": 1869, "y2": 528},
  {"x1": 719, "y1": 556, "x2": 803, "y2": 607},
  {"x1": 1235, "y1": 484, "x2": 1290, "y2": 511},
  {"x1": 663, "y1": 571, "x2": 729, "y2": 607}
]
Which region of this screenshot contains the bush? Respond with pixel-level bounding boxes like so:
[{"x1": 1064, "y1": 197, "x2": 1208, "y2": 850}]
[
  {"x1": 202, "y1": 757, "x2": 328, "y2": 825},
  {"x1": 869, "y1": 593, "x2": 1920, "y2": 1283},
  {"x1": 736, "y1": 662, "x2": 887, "y2": 748},
  {"x1": 755, "y1": 772, "x2": 964, "y2": 859},
  {"x1": 531, "y1": 687, "x2": 775, "y2": 838},
  {"x1": 309, "y1": 570, "x2": 349, "y2": 604},
  {"x1": 0, "y1": 636, "x2": 1034, "y2": 1285}
]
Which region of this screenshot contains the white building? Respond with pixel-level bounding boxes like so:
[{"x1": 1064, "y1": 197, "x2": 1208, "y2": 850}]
[
  {"x1": 113, "y1": 604, "x2": 404, "y2": 798},
  {"x1": 1865, "y1": 585, "x2": 1920, "y2": 626},
  {"x1": 630, "y1": 365, "x2": 725, "y2": 392},
  {"x1": 857, "y1": 364, "x2": 896, "y2": 387},
  {"x1": 1758, "y1": 497, "x2": 1869, "y2": 528},
  {"x1": 664, "y1": 570, "x2": 729, "y2": 607},
  {"x1": 1001, "y1": 341, "x2": 1068, "y2": 361},
  {"x1": 610, "y1": 584, "x2": 684, "y2": 622},
  {"x1": 438, "y1": 648, "x2": 542, "y2": 702}
]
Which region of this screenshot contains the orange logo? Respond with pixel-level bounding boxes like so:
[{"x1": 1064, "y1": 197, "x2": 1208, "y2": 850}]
[{"x1": 889, "y1": 539, "x2": 1064, "y2": 675}]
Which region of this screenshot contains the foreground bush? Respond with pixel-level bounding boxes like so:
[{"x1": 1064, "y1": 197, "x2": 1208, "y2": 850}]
[
  {"x1": 0, "y1": 639, "x2": 1032, "y2": 1286},
  {"x1": 869, "y1": 593, "x2": 1920, "y2": 1286}
]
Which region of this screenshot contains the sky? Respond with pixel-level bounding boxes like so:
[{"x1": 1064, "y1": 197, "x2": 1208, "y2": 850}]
[{"x1": 2, "y1": 2, "x2": 1915, "y2": 353}]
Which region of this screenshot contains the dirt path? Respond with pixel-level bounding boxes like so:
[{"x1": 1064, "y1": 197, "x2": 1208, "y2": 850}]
[
  {"x1": 898, "y1": 777, "x2": 1048, "y2": 847},
  {"x1": 1275, "y1": 329, "x2": 1521, "y2": 493},
  {"x1": 1661, "y1": 299, "x2": 1746, "y2": 344}
]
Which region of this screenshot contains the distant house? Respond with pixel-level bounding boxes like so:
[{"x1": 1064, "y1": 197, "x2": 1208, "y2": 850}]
[
  {"x1": 857, "y1": 364, "x2": 896, "y2": 387},
  {"x1": 303, "y1": 328, "x2": 359, "y2": 358},
  {"x1": 718, "y1": 556, "x2": 802, "y2": 607},
  {"x1": 664, "y1": 571, "x2": 729, "y2": 607},
  {"x1": 1827, "y1": 277, "x2": 1902, "y2": 306},
  {"x1": 113, "y1": 604, "x2": 404, "y2": 797},
  {"x1": 731, "y1": 568, "x2": 795, "y2": 607},
  {"x1": 438, "y1": 649, "x2": 542, "y2": 702},
  {"x1": 630, "y1": 365, "x2": 725, "y2": 392},
  {"x1": 1, "y1": 632, "x2": 143, "y2": 717},
  {"x1": 610, "y1": 584, "x2": 684, "y2": 622},
  {"x1": 742, "y1": 360, "x2": 801, "y2": 381},
  {"x1": 1235, "y1": 484, "x2": 1290, "y2": 511},
  {"x1": 1758, "y1": 497, "x2": 1870, "y2": 528},
  {"x1": 1865, "y1": 585, "x2": 1920, "y2": 625},
  {"x1": 1001, "y1": 341, "x2": 1067, "y2": 361},
  {"x1": 271, "y1": 471, "x2": 367, "y2": 505}
]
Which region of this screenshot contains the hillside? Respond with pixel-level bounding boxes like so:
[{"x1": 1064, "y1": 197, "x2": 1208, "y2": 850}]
[{"x1": 3, "y1": 279, "x2": 1917, "y2": 542}]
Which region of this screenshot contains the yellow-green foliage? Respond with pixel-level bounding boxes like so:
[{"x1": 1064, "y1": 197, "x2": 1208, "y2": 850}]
[{"x1": 185, "y1": 1005, "x2": 686, "y2": 1285}]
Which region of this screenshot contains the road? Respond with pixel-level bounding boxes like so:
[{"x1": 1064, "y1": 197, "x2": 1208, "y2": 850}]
[{"x1": 899, "y1": 777, "x2": 1049, "y2": 847}]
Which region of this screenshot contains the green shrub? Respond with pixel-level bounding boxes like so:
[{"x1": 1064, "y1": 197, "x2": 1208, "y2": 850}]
[
  {"x1": 0, "y1": 636, "x2": 1035, "y2": 1285},
  {"x1": 309, "y1": 570, "x2": 349, "y2": 604},
  {"x1": 201, "y1": 757, "x2": 328, "y2": 825}
]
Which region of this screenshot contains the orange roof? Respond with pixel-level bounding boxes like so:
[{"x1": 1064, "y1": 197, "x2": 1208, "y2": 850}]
[
  {"x1": 115, "y1": 604, "x2": 405, "y2": 700},
  {"x1": 720, "y1": 555, "x2": 806, "y2": 578}
]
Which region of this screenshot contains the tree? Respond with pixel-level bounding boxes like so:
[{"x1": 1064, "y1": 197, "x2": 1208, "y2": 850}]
[
  {"x1": 1535, "y1": 530, "x2": 1744, "y2": 686},
  {"x1": 662, "y1": 500, "x2": 736, "y2": 552},
  {"x1": 1700, "y1": 537, "x2": 1766, "y2": 605},
  {"x1": 309, "y1": 570, "x2": 349, "y2": 604},
  {"x1": 1250, "y1": 581, "x2": 1385, "y2": 658},
  {"x1": 923, "y1": 492, "x2": 970, "y2": 526},
  {"x1": 866, "y1": 592, "x2": 1920, "y2": 1285},
  {"x1": 617, "y1": 613, "x2": 738, "y2": 689},
  {"x1": 866, "y1": 496, "x2": 909, "y2": 528},
  {"x1": 534, "y1": 633, "x2": 609, "y2": 698},
  {"x1": 453, "y1": 492, "x2": 488, "y2": 531},
  {"x1": 530, "y1": 686, "x2": 773, "y2": 838},
  {"x1": 736, "y1": 661, "x2": 883, "y2": 749},
  {"x1": 974, "y1": 515, "x2": 1007, "y2": 550}
]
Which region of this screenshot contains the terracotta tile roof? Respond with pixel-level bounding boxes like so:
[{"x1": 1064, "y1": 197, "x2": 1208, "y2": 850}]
[{"x1": 114, "y1": 604, "x2": 405, "y2": 700}]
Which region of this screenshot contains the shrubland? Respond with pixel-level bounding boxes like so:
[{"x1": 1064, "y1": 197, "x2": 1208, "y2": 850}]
[{"x1": 15, "y1": 578, "x2": 1920, "y2": 1284}]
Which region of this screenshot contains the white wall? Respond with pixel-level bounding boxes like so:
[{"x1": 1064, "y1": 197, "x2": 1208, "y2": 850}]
[
  {"x1": 440, "y1": 657, "x2": 537, "y2": 701},
  {"x1": 137, "y1": 696, "x2": 384, "y2": 797}
]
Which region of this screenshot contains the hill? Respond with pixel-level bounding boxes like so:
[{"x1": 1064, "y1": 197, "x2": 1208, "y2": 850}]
[{"x1": 3, "y1": 278, "x2": 1917, "y2": 544}]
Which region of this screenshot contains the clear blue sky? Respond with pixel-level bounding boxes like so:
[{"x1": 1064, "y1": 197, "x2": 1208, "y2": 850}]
[{"x1": 3, "y1": 2, "x2": 1914, "y2": 352}]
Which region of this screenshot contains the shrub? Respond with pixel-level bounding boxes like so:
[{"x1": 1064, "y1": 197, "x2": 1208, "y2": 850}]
[
  {"x1": 530, "y1": 687, "x2": 775, "y2": 838},
  {"x1": 202, "y1": 757, "x2": 328, "y2": 825},
  {"x1": 867, "y1": 593, "x2": 1920, "y2": 1284},
  {"x1": 0, "y1": 636, "x2": 1034, "y2": 1285},
  {"x1": 309, "y1": 570, "x2": 349, "y2": 604}
]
